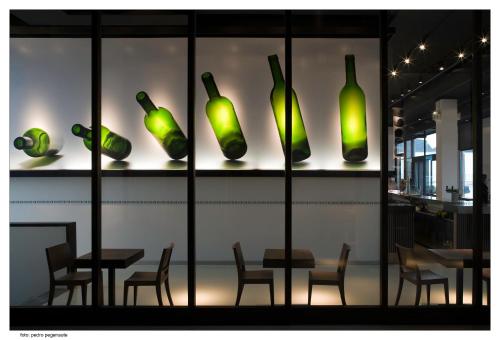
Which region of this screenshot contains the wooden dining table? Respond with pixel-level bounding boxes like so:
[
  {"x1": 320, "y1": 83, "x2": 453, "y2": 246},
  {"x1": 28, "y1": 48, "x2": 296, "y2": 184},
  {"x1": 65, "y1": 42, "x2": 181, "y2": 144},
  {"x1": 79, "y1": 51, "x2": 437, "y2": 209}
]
[
  {"x1": 262, "y1": 248, "x2": 315, "y2": 268},
  {"x1": 427, "y1": 248, "x2": 490, "y2": 305},
  {"x1": 74, "y1": 248, "x2": 144, "y2": 306}
]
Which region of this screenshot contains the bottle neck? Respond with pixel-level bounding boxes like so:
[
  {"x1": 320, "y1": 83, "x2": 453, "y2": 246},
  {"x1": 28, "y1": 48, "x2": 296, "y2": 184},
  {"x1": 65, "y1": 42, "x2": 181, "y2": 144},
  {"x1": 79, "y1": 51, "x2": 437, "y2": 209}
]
[
  {"x1": 345, "y1": 55, "x2": 357, "y2": 84},
  {"x1": 201, "y1": 72, "x2": 220, "y2": 99},
  {"x1": 136, "y1": 91, "x2": 158, "y2": 114},
  {"x1": 72, "y1": 124, "x2": 92, "y2": 140},
  {"x1": 13, "y1": 136, "x2": 34, "y2": 150},
  {"x1": 268, "y1": 54, "x2": 284, "y2": 84}
]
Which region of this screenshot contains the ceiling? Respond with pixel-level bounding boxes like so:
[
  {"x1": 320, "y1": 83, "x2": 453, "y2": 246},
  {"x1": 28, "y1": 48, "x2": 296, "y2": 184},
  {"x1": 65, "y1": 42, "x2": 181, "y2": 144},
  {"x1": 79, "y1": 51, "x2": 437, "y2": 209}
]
[{"x1": 387, "y1": 10, "x2": 490, "y2": 129}]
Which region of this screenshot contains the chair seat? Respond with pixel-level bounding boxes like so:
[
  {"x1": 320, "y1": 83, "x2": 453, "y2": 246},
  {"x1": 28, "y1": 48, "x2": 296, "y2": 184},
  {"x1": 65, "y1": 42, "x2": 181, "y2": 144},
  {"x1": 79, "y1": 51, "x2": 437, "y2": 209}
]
[
  {"x1": 482, "y1": 268, "x2": 490, "y2": 281},
  {"x1": 242, "y1": 270, "x2": 273, "y2": 283},
  {"x1": 124, "y1": 271, "x2": 158, "y2": 285},
  {"x1": 309, "y1": 270, "x2": 341, "y2": 284},
  {"x1": 55, "y1": 271, "x2": 92, "y2": 284},
  {"x1": 403, "y1": 269, "x2": 447, "y2": 284}
]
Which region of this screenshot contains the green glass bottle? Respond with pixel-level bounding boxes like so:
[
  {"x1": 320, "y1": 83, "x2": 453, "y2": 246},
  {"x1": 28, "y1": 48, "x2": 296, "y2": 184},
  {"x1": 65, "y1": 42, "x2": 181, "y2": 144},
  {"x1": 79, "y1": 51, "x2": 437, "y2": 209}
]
[
  {"x1": 268, "y1": 54, "x2": 311, "y2": 162},
  {"x1": 72, "y1": 124, "x2": 132, "y2": 161},
  {"x1": 136, "y1": 91, "x2": 188, "y2": 160},
  {"x1": 13, "y1": 128, "x2": 60, "y2": 157},
  {"x1": 201, "y1": 72, "x2": 247, "y2": 160},
  {"x1": 339, "y1": 55, "x2": 368, "y2": 162}
]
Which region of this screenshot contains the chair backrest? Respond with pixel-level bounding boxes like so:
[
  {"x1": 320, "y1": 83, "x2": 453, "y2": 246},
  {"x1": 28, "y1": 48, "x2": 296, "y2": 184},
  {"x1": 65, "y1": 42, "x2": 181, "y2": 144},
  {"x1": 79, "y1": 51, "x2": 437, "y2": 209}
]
[
  {"x1": 156, "y1": 243, "x2": 174, "y2": 282},
  {"x1": 337, "y1": 243, "x2": 351, "y2": 276},
  {"x1": 395, "y1": 243, "x2": 420, "y2": 276},
  {"x1": 46, "y1": 243, "x2": 73, "y2": 282},
  {"x1": 232, "y1": 242, "x2": 246, "y2": 276}
]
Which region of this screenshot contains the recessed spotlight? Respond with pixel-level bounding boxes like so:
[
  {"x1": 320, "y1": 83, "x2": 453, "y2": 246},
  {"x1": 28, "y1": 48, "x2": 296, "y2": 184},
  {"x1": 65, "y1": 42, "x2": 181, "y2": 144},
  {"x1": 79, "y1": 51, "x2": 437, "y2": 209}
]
[
  {"x1": 400, "y1": 93, "x2": 404, "y2": 97},
  {"x1": 407, "y1": 89, "x2": 411, "y2": 93},
  {"x1": 418, "y1": 80, "x2": 423, "y2": 84},
  {"x1": 403, "y1": 57, "x2": 411, "y2": 64},
  {"x1": 419, "y1": 43, "x2": 426, "y2": 51},
  {"x1": 439, "y1": 66, "x2": 444, "y2": 71},
  {"x1": 458, "y1": 51, "x2": 465, "y2": 59},
  {"x1": 390, "y1": 69, "x2": 398, "y2": 77},
  {"x1": 481, "y1": 36, "x2": 488, "y2": 44}
]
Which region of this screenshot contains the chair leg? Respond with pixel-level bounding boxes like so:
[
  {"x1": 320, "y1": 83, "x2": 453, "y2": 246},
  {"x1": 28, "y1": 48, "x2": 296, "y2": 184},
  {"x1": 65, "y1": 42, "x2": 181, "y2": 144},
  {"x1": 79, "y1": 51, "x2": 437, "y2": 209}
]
[
  {"x1": 133, "y1": 286, "x2": 138, "y2": 306},
  {"x1": 81, "y1": 284, "x2": 87, "y2": 306},
  {"x1": 123, "y1": 284, "x2": 129, "y2": 306},
  {"x1": 444, "y1": 281, "x2": 449, "y2": 305},
  {"x1": 235, "y1": 283, "x2": 243, "y2": 306},
  {"x1": 395, "y1": 278, "x2": 404, "y2": 306},
  {"x1": 308, "y1": 281, "x2": 313, "y2": 306},
  {"x1": 48, "y1": 284, "x2": 55, "y2": 306},
  {"x1": 164, "y1": 278, "x2": 174, "y2": 306},
  {"x1": 269, "y1": 281, "x2": 274, "y2": 306},
  {"x1": 339, "y1": 283, "x2": 347, "y2": 306},
  {"x1": 426, "y1": 284, "x2": 431, "y2": 305},
  {"x1": 415, "y1": 283, "x2": 422, "y2": 306},
  {"x1": 66, "y1": 286, "x2": 74, "y2": 306},
  {"x1": 156, "y1": 284, "x2": 163, "y2": 306}
]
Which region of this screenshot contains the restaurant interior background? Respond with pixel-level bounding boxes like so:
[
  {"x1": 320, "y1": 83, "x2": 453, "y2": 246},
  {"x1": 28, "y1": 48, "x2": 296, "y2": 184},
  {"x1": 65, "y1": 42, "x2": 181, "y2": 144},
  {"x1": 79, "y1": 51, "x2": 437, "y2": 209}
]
[{"x1": 8, "y1": 9, "x2": 491, "y2": 329}]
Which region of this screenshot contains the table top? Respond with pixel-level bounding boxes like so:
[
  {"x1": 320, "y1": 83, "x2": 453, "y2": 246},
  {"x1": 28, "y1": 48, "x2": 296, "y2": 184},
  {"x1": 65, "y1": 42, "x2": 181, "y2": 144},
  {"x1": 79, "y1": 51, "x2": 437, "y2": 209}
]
[
  {"x1": 263, "y1": 248, "x2": 315, "y2": 268},
  {"x1": 75, "y1": 249, "x2": 144, "y2": 269},
  {"x1": 428, "y1": 249, "x2": 490, "y2": 268}
]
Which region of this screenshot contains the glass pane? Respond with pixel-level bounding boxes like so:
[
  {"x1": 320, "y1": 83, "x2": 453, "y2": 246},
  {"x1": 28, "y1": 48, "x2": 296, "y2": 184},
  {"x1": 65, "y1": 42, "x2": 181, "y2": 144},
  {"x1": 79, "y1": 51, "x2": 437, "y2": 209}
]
[
  {"x1": 10, "y1": 11, "x2": 92, "y2": 306},
  {"x1": 195, "y1": 36, "x2": 285, "y2": 306},
  {"x1": 396, "y1": 142, "x2": 404, "y2": 155},
  {"x1": 292, "y1": 34, "x2": 380, "y2": 305},
  {"x1": 413, "y1": 137, "x2": 425, "y2": 157},
  {"x1": 426, "y1": 133, "x2": 436, "y2": 155},
  {"x1": 460, "y1": 150, "x2": 473, "y2": 199}
]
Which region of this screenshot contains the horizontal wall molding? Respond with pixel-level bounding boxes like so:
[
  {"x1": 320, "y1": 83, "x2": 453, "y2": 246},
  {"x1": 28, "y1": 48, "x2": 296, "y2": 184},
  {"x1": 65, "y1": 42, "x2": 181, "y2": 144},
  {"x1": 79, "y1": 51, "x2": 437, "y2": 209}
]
[{"x1": 10, "y1": 200, "x2": 380, "y2": 205}]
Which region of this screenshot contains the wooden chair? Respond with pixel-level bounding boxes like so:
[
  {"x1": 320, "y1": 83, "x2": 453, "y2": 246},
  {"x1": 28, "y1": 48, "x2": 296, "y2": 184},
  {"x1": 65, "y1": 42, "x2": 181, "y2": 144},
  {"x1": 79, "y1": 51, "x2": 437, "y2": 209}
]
[
  {"x1": 395, "y1": 244, "x2": 449, "y2": 306},
  {"x1": 483, "y1": 268, "x2": 490, "y2": 306},
  {"x1": 308, "y1": 243, "x2": 351, "y2": 305},
  {"x1": 123, "y1": 243, "x2": 174, "y2": 306},
  {"x1": 233, "y1": 242, "x2": 274, "y2": 306},
  {"x1": 46, "y1": 243, "x2": 92, "y2": 306}
]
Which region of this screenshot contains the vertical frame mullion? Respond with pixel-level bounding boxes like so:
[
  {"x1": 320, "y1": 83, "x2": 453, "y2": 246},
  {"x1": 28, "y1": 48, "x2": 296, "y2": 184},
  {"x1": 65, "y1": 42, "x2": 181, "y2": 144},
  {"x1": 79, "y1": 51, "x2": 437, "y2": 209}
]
[
  {"x1": 91, "y1": 10, "x2": 102, "y2": 307},
  {"x1": 471, "y1": 10, "x2": 484, "y2": 307},
  {"x1": 379, "y1": 10, "x2": 389, "y2": 308},
  {"x1": 187, "y1": 10, "x2": 196, "y2": 308},
  {"x1": 284, "y1": 10, "x2": 292, "y2": 308}
]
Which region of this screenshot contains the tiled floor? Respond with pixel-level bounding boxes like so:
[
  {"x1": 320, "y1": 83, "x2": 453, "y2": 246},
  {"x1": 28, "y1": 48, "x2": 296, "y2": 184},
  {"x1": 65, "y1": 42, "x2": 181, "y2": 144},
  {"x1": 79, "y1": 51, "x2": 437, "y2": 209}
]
[{"x1": 46, "y1": 262, "x2": 487, "y2": 307}]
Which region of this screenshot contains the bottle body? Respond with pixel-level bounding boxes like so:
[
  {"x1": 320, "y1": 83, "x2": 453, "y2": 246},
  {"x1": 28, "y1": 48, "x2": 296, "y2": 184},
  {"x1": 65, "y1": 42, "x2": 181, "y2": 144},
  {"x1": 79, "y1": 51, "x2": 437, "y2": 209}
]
[
  {"x1": 136, "y1": 91, "x2": 187, "y2": 160},
  {"x1": 72, "y1": 124, "x2": 132, "y2": 161},
  {"x1": 339, "y1": 55, "x2": 368, "y2": 162},
  {"x1": 202, "y1": 72, "x2": 247, "y2": 160},
  {"x1": 268, "y1": 55, "x2": 311, "y2": 163},
  {"x1": 13, "y1": 128, "x2": 60, "y2": 157}
]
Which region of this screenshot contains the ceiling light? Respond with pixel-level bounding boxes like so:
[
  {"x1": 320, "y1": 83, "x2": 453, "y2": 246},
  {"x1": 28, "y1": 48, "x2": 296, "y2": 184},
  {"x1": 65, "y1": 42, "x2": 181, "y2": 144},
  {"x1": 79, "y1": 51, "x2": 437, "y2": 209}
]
[
  {"x1": 458, "y1": 51, "x2": 465, "y2": 59},
  {"x1": 481, "y1": 36, "x2": 488, "y2": 44},
  {"x1": 439, "y1": 66, "x2": 444, "y2": 71},
  {"x1": 403, "y1": 57, "x2": 411, "y2": 64},
  {"x1": 419, "y1": 43, "x2": 426, "y2": 51},
  {"x1": 390, "y1": 69, "x2": 398, "y2": 77},
  {"x1": 407, "y1": 89, "x2": 411, "y2": 93},
  {"x1": 400, "y1": 93, "x2": 404, "y2": 97},
  {"x1": 418, "y1": 80, "x2": 423, "y2": 84}
]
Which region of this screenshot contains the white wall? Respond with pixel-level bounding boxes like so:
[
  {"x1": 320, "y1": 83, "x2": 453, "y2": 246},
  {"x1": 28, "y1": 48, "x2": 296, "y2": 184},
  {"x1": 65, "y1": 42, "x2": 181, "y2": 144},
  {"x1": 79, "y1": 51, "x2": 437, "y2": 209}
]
[{"x1": 10, "y1": 177, "x2": 380, "y2": 263}]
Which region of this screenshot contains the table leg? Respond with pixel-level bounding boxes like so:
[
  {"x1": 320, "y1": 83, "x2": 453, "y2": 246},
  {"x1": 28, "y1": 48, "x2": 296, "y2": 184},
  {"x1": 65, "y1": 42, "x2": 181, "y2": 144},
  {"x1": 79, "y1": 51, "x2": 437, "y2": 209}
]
[
  {"x1": 108, "y1": 268, "x2": 115, "y2": 306},
  {"x1": 97, "y1": 270, "x2": 104, "y2": 305},
  {"x1": 456, "y1": 268, "x2": 463, "y2": 305}
]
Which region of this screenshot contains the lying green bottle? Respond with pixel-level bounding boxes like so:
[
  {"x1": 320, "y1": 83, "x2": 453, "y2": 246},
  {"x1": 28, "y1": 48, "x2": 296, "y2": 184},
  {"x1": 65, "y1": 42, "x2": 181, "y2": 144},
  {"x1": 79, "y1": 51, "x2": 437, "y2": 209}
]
[
  {"x1": 136, "y1": 91, "x2": 188, "y2": 160},
  {"x1": 13, "y1": 128, "x2": 60, "y2": 157},
  {"x1": 201, "y1": 72, "x2": 247, "y2": 160},
  {"x1": 339, "y1": 54, "x2": 368, "y2": 162},
  {"x1": 268, "y1": 54, "x2": 311, "y2": 162},
  {"x1": 72, "y1": 124, "x2": 132, "y2": 160}
]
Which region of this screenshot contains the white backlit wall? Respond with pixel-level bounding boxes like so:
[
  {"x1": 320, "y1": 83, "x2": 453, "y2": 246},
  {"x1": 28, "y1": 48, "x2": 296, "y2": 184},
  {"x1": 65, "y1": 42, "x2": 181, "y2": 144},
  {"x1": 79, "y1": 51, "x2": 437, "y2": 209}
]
[
  {"x1": 10, "y1": 39, "x2": 91, "y2": 170},
  {"x1": 292, "y1": 39, "x2": 380, "y2": 170},
  {"x1": 195, "y1": 38, "x2": 286, "y2": 170}
]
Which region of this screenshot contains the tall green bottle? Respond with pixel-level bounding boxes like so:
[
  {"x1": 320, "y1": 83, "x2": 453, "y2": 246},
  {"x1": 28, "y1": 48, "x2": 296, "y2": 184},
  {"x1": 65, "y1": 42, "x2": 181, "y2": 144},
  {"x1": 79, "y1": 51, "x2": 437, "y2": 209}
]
[
  {"x1": 268, "y1": 54, "x2": 311, "y2": 162},
  {"x1": 13, "y1": 128, "x2": 60, "y2": 157},
  {"x1": 72, "y1": 124, "x2": 132, "y2": 161},
  {"x1": 201, "y1": 72, "x2": 247, "y2": 160},
  {"x1": 339, "y1": 55, "x2": 368, "y2": 162},
  {"x1": 136, "y1": 91, "x2": 188, "y2": 160}
]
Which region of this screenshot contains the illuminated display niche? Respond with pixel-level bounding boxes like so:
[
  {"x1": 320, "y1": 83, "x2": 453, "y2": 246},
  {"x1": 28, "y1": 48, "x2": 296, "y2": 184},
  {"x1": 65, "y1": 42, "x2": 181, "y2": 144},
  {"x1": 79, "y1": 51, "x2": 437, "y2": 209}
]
[{"x1": 10, "y1": 38, "x2": 380, "y2": 172}]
